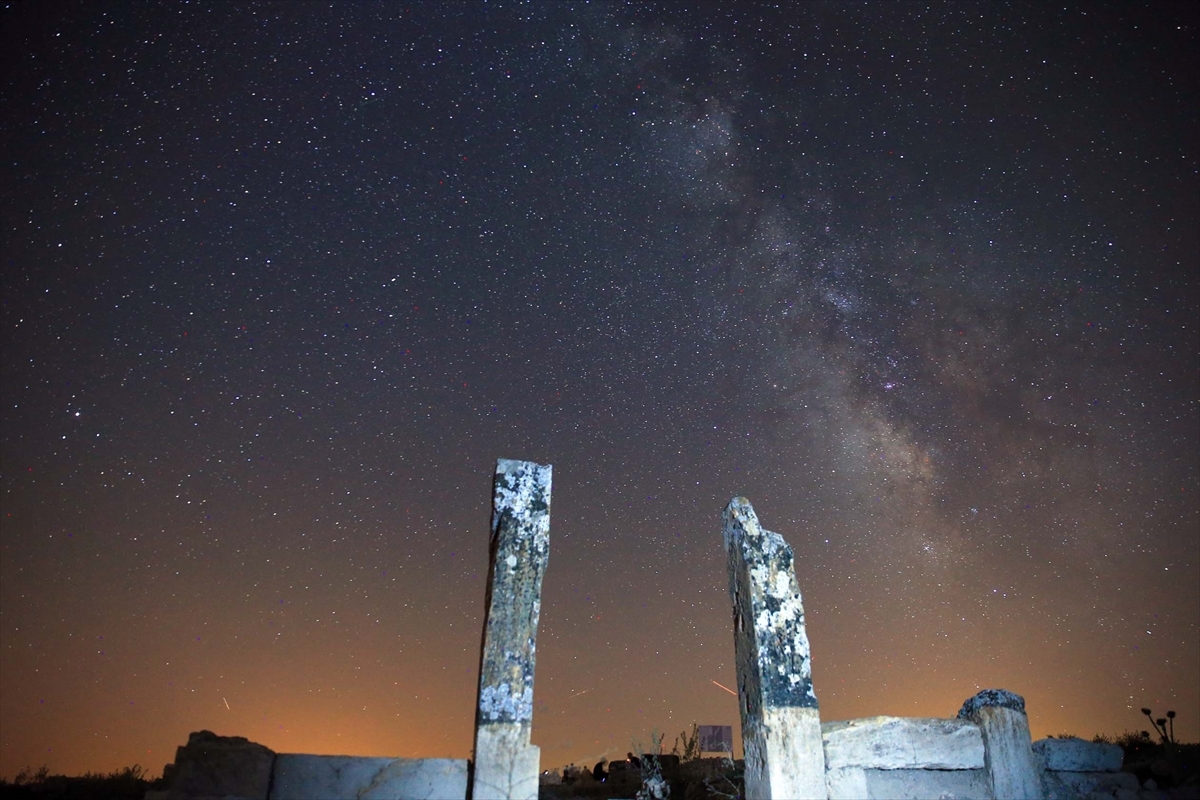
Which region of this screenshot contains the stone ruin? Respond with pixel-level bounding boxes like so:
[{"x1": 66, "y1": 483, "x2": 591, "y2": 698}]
[
  {"x1": 721, "y1": 497, "x2": 1141, "y2": 800},
  {"x1": 149, "y1": 459, "x2": 548, "y2": 800},
  {"x1": 148, "y1": 462, "x2": 1147, "y2": 800},
  {"x1": 472, "y1": 459, "x2": 551, "y2": 800}
]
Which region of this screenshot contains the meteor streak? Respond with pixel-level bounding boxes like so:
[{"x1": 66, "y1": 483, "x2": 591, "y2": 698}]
[{"x1": 711, "y1": 680, "x2": 736, "y2": 696}]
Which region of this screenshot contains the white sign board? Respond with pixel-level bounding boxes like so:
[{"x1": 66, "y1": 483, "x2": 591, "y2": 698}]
[{"x1": 698, "y1": 725, "x2": 733, "y2": 753}]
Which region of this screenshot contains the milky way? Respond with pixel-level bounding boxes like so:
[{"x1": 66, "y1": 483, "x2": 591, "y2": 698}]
[{"x1": 1, "y1": 2, "x2": 1196, "y2": 778}]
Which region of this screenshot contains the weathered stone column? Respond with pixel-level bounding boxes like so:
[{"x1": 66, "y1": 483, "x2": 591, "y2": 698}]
[
  {"x1": 723, "y1": 497, "x2": 826, "y2": 800},
  {"x1": 471, "y1": 459, "x2": 552, "y2": 800},
  {"x1": 958, "y1": 689, "x2": 1043, "y2": 800}
]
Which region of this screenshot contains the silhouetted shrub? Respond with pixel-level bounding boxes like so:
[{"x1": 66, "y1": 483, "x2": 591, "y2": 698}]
[
  {"x1": 1141, "y1": 707, "x2": 1178, "y2": 745},
  {"x1": 673, "y1": 724, "x2": 701, "y2": 763},
  {"x1": 0, "y1": 764, "x2": 153, "y2": 800}
]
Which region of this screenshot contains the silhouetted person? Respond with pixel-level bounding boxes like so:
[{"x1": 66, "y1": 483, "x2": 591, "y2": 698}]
[
  {"x1": 627, "y1": 752, "x2": 642, "y2": 770},
  {"x1": 593, "y1": 758, "x2": 607, "y2": 782}
]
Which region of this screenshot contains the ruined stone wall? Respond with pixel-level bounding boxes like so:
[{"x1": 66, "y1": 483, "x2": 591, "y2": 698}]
[
  {"x1": 719, "y1": 498, "x2": 1172, "y2": 800},
  {"x1": 820, "y1": 720, "x2": 1140, "y2": 800},
  {"x1": 143, "y1": 484, "x2": 1172, "y2": 800},
  {"x1": 1034, "y1": 737, "x2": 1142, "y2": 800},
  {"x1": 144, "y1": 732, "x2": 469, "y2": 800},
  {"x1": 820, "y1": 724, "x2": 1137, "y2": 800},
  {"x1": 145, "y1": 728, "x2": 1149, "y2": 800},
  {"x1": 822, "y1": 715, "x2": 989, "y2": 800}
]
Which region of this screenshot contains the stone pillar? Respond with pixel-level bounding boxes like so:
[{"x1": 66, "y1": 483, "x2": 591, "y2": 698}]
[
  {"x1": 723, "y1": 497, "x2": 826, "y2": 800},
  {"x1": 958, "y1": 689, "x2": 1043, "y2": 800},
  {"x1": 471, "y1": 459, "x2": 552, "y2": 800}
]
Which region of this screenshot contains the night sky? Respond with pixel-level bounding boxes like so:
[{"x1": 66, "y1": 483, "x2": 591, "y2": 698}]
[{"x1": 2, "y1": 1, "x2": 1197, "y2": 780}]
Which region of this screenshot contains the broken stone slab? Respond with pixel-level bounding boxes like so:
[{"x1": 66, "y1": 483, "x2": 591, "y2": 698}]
[
  {"x1": 723, "y1": 497, "x2": 825, "y2": 800},
  {"x1": 473, "y1": 725, "x2": 541, "y2": 800},
  {"x1": 862, "y1": 767, "x2": 990, "y2": 800},
  {"x1": 151, "y1": 730, "x2": 275, "y2": 800},
  {"x1": 827, "y1": 765, "x2": 991, "y2": 800},
  {"x1": 958, "y1": 690, "x2": 1044, "y2": 800},
  {"x1": 825, "y1": 765, "x2": 871, "y2": 800},
  {"x1": 822, "y1": 716, "x2": 985, "y2": 770},
  {"x1": 472, "y1": 459, "x2": 552, "y2": 800},
  {"x1": 1032, "y1": 737, "x2": 1123, "y2": 772},
  {"x1": 269, "y1": 755, "x2": 467, "y2": 800}
]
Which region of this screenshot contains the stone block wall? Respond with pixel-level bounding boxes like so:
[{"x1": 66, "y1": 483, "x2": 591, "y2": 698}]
[
  {"x1": 147, "y1": 733, "x2": 469, "y2": 800},
  {"x1": 823, "y1": 716, "x2": 990, "y2": 800},
  {"x1": 719, "y1": 499, "x2": 1172, "y2": 800},
  {"x1": 1035, "y1": 737, "x2": 1142, "y2": 800},
  {"x1": 819, "y1": 718, "x2": 1152, "y2": 800},
  {"x1": 143, "y1": 488, "x2": 1187, "y2": 800},
  {"x1": 270, "y1": 754, "x2": 468, "y2": 800}
]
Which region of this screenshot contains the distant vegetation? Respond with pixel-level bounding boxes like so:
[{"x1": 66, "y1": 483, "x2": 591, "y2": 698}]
[
  {"x1": 1056, "y1": 709, "x2": 1197, "y2": 790},
  {"x1": 0, "y1": 764, "x2": 154, "y2": 800},
  {"x1": 1139, "y1": 707, "x2": 1179, "y2": 746},
  {"x1": 672, "y1": 723, "x2": 701, "y2": 762}
]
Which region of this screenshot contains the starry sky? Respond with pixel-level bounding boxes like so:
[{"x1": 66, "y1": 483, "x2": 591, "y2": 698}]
[{"x1": 1, "y1": 0, "x2": 1197, "y2": 780}]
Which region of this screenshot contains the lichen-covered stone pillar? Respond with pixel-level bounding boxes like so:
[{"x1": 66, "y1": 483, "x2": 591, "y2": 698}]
[
  {"x1": 723, "y1": 497, "x2": 826, "y2": 800},
  {"x1": 958, "y1": 689, "x2": 1043, "y2": 800},
  {"x1": 471, "y1": 459, "x2": 552, "y2": 800}
]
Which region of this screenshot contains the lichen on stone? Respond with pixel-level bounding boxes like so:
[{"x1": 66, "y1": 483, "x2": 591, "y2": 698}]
[
  {"x1": 477, "y1": 460, "x2": 551, "y2": 730},
  {"x1": 723, "y1": 497, "x2": 818, "y2": 710},
  {"x1": 492, "y1": 459, "x2": 552, "y2": 549},
  {"x1": 957, "y1": 688, "x2": 1026, "y2": 719},
  {"x1": 479, "y1": 682, "x2": 534, "y2": 723}
]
